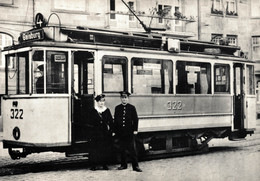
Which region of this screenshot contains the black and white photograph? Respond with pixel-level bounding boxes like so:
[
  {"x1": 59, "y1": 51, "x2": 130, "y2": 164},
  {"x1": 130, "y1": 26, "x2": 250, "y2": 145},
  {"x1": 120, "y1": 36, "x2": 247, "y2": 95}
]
[{"x1": 0, "y1": 0, "x2": 260, "y2": 180}]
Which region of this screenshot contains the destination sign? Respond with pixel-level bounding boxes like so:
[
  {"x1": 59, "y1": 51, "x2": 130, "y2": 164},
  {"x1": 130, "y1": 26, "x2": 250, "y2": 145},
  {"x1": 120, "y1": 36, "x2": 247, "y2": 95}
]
[{"x1": 20, "y1": 29, "x2": 44, "y2": 43}]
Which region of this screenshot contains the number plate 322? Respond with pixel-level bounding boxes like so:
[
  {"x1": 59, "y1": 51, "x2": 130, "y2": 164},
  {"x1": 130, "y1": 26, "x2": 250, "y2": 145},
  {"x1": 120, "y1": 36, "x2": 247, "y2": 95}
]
[
  {"x1": 167, "y1": 101, "x2": 182, "y2": 110},
  {"x1": 10, "y1": 109, "x2": 24, "y2": 119}
]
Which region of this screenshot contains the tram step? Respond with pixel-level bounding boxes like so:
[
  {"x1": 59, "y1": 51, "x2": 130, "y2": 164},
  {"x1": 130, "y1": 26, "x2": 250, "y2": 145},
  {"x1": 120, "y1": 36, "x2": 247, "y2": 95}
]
[
  {"x1": 66, "y1": 152, "x2": 89, "y2": 157},
  {"x1": 229, "y1": 137, "x2": 246, "y2": 141}
]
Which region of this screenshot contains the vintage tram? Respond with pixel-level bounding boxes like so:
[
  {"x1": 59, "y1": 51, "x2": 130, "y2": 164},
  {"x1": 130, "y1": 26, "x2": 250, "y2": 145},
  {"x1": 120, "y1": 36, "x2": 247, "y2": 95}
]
[{"x1": 1, "y1": 25, "x2": 256, "y2": 160}]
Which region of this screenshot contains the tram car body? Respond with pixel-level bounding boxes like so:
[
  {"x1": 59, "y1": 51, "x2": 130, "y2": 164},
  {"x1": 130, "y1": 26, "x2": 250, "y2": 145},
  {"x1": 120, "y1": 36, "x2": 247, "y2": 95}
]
[{"x1": 1, "y1": 26, "x2": 256, "y2": 159}]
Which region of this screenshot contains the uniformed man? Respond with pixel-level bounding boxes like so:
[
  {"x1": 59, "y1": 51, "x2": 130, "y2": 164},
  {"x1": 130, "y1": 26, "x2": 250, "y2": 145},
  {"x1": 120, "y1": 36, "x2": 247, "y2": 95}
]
[{"x1": 113, "y1": 91, "x2": 142, "y2": 172}]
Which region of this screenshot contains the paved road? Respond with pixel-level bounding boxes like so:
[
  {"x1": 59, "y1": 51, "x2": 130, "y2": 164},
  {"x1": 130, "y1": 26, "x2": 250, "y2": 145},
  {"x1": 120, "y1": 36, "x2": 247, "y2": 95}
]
[
  {"x1": 0, "y1": 134, "x2": 260, "y2": 181},
  {"x1": 1, "y1": 123, "x2": 260, "y2": 180}
]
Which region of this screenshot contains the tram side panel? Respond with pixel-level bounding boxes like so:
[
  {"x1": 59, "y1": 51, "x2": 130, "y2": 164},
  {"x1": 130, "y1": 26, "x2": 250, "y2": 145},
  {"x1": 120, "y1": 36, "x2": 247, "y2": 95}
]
[
  {"x1": 106, "y1": 95, "x2": 233, "y2": 133},
  {"x1": 2, "y1": 97, "x2": 70, "y2": 145}
]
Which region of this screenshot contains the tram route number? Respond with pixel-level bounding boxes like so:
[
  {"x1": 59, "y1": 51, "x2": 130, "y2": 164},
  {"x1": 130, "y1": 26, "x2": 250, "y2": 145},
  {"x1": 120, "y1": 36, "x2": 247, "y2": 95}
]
[
  {"x1": 10, "y1": 109, "x2": 24, "y2": 119},
  {"x1": 167, "y1": 101, "x2": 183, "y2": 110}
]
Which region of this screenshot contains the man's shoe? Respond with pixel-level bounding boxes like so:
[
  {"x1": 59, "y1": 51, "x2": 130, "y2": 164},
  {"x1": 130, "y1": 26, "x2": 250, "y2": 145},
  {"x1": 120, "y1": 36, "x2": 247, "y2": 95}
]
[
  {"x1": 118, "y1": 166, "x2": 127, "y2": 170},
  {"x1": 103, "y1": 165, "x2": 109, "y2": 170},
  {"x1": 133, "y1": 167, "x2": 142, "y2": 172},
  {"x1": 90, "y1": 166, "x2": 96, "y2": 171}
]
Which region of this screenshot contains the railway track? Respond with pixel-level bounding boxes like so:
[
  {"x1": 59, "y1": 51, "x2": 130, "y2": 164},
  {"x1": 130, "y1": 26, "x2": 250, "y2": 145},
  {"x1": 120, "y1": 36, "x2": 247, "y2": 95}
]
[
  {"x1": 1, "y1": 133, "x2": 260, "y2": 176},
  {"x1": 0, "y1": 156, "x2": 89, "y2": 176}
]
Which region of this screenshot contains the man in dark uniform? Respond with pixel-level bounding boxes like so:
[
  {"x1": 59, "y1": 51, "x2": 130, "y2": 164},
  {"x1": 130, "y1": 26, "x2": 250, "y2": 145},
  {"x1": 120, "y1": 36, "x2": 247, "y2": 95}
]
[
  {"x1": 36, "y1": 65, "x2": 44, "y2": 93},
  {"x1": 114, "y1": 91, "x2": 142, "y2": 172}
]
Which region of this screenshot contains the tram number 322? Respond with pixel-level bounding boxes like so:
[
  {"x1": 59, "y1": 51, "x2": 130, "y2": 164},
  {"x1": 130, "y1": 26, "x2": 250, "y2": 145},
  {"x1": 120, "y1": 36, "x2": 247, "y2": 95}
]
[
  {"x1": 167, "y1": 101, "x2": 183, "y2": 110},
  {"x1": 10, "y1": 109, "x2": 24, "y2": 119}
]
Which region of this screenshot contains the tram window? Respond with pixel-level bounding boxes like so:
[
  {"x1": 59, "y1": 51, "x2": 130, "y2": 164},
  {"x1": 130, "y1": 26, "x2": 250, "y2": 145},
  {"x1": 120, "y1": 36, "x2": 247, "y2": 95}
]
[
  {"x1": 214, "y1": 64, "x2": 230, "y2": 93},
  {"x1": 46, "y1": 51, "x2": 68, "y2": 94},
  {"x1": 131, "y1": 58, "x2": 173, "y2": 94},
  {"x1": 6, "y1": 52, "x2": 29, "y2": 95},
  {"x1": 246, "y1": 65, "x2": 255, "y2": 95},
  {"x1": 73, "y1": 64, "x2": 79, "y2": 94},
  {"x1": 32, "y1": 50, "x2": 44, "y2": 94},
  {"x1": 73, "y1": 51, "x2": 94, "y2": 95},
  {"x1": 6, "y1": 55, "x2": 17, "y2": 94},
  {"x1": 176, "y1": 61, "x2": 211, "y2": 94},
  {"x1": 102, "y1": 56, "x2": 127, "y2": 92},
  {"x1": 18, "y1": 55, "x2": 29, "y2": 94},
  {"x1": 87, "y1": 62, "x2": 94, "y2": 94}
]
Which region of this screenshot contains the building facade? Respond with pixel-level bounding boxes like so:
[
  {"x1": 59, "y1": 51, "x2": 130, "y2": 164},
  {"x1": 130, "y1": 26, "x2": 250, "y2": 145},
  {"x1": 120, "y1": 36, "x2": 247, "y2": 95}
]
[{"x1": 0, "y1": 0, "x2": 260, "y2": 128}]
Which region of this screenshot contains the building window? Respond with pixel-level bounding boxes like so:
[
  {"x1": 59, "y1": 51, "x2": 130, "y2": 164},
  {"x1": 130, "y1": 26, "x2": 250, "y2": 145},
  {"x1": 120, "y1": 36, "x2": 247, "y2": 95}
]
[
  {"x1": 0, "y1": 0, "x2": 13, "y2": 5},
  {"x1": 110, "y1": 0, "x2": 116, "y2": 19},
  {"x1": 174, "y1": 6, "x2": 181, "y2": 26},
  {"x1": 211, "y1": 0, "x2": 223, "y2": 15},
  {"x1": 252, "y1": 36, "x2": 260, "y2": 60},
  {"x1": 158, "y1": 4, "x2": 172, "y2": 24},
  {"x1": 211, "y1": 34, "x2": 223, "y2": 44},
  {"x1": 128, "y1": 1, "x2": 135, "y2": 21},
  {"x1": 53, "y1": 0, "x2": 86, "y2": 12},
  {"x1": 251, "y1": 0, "x2": 260, "y2": 17},
  {"x1": 0, "y1": 33, "x2": 13, "y2": 67},
  {"x1": 131, "y1": 58, "x2": 173, "y2": 94},
  {"x1": 227, "y1": 35, "x2": 237, "y2": 46},
  {"x1": 226, "y1": 0, "x2": 237, "y2": 16}
]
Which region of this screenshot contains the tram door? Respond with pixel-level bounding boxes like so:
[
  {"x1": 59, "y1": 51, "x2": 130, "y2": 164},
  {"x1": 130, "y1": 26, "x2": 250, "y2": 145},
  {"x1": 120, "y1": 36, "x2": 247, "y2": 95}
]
[
  {"x1": 72, "y1": 51, "x2": 94, "y2": 143},
  {"x1": 233, "y1": 63, "x2": 244, "y2": 131}
]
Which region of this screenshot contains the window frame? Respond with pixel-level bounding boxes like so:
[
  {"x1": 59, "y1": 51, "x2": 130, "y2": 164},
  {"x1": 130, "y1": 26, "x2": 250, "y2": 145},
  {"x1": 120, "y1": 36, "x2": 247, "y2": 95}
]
[
  {"x1": 52, "y1": 0, "x2": 88, "y2": 14},
  {"x1": 225, "y1": 0, "x2": 238, "y2": 16},
  {"x1": 214, "y1": 63, "x2": 231, "y2": 94},
  {"x1": 252, "y1": 36, "x2": 260, "y2": 61},
  {"x1": 131, "y1": 57, "x2": 173, "y2": 95},
  {"x1": 0, "y1": 0, "x2": 14, "y2": 6},
  {"x1": 110, "y1": 0, "x2": 116, "y2": 20},
  {"x1": 227, "y1": 35, "x2": 237, "y2": 46},
  {"x1": 102, "y1": 55, "x2": 128, "y2": 93},
  {"x1": 211, "y1": 34, "x2": 223, "y2": 44},
  {"x1": 211, "y1": 0, "x2": 223, "y2": 15},
  {"x1": 176, "y1": 60, "x2": 212, "y2": 95},
  {"x1": 0, "y1": 33, "x2": 13, "y2": 68},
  {"x1": 6, "y1": 52, "x2": 29, "y2": 95},
  {"x1": 46, "y1": 50, "x2": 69, "y2": 94}
]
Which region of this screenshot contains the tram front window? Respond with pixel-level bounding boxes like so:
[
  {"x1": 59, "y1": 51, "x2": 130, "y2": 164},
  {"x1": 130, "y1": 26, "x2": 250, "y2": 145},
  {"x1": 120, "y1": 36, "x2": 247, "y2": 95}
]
[
  {"x1": 32, "y1": 50, "x2": 44, "y2": 94},
  {"x1": 46, "y1": 51, "x2": 68, "y2": 93},
  {"x1": 131, "y1": 58, "x2": 173, "y2": 94},
  {"x1": 6, "y1": 52, "x2": 29, "y2": 95},
  {"x1": 176, "y1": 61, "x2": 211, "y2": 94}
]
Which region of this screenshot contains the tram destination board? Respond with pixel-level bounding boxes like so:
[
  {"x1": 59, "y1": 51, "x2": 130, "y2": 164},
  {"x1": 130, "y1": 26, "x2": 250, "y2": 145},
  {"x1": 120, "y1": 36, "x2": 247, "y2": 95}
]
[{"x1": 19, "y1": 29, "x2": 44, "y2": 43}]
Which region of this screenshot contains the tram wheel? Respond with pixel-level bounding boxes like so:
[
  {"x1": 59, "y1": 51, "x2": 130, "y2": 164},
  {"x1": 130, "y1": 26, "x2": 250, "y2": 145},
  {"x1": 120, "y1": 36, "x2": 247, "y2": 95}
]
[{"x1": 8, "y1": 148, "x2": 21, "y2": 160}]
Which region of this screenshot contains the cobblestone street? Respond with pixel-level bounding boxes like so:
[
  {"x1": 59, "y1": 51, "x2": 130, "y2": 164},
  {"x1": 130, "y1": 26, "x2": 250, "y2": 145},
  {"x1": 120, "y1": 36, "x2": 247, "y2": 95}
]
[{"x1": 1, "y1": 124, "x2": 260, "y2": 181}]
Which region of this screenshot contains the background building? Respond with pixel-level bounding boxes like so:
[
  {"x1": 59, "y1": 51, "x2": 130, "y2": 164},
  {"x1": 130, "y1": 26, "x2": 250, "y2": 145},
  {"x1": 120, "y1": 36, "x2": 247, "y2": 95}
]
[{"x1": 1, "y1": 0, "x2": 260, "y2": 130}]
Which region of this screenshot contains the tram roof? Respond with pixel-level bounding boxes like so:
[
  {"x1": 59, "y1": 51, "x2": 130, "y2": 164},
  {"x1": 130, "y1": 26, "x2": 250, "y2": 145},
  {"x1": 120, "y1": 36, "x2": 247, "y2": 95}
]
[{"x1": 4, "y1": 26, "x2": 241, "y2": 58}]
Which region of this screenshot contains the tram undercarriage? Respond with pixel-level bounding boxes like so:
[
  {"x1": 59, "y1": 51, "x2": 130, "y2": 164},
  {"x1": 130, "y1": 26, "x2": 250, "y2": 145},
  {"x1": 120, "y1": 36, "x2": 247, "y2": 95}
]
[{"x1": 4, "y1": 127, "x2": 230, "y2": 160}]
